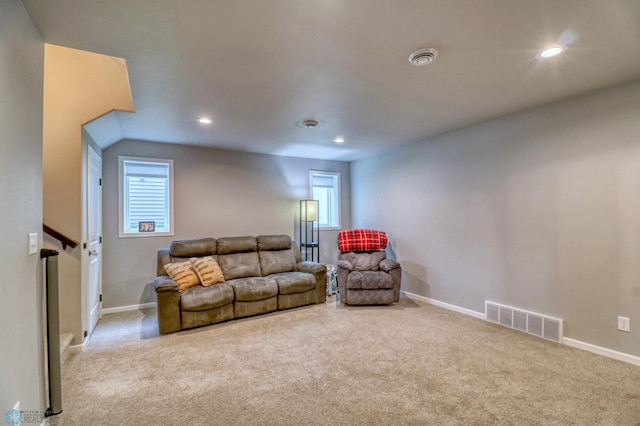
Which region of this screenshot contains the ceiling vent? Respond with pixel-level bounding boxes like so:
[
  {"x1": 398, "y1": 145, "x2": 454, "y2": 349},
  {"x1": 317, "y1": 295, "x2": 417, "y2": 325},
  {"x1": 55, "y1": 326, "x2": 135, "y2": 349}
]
[
  {"x1": 408, "y1": 48, "x2": 438, "y2": 66},
  {"x1": 299, "y1": 119, "x2": 320, "y2": 129}
]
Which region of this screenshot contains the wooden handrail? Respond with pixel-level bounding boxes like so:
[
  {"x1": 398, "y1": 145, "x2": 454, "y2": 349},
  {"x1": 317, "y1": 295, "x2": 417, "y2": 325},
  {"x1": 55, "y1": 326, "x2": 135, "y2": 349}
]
[{"x1": 43, "y1": 224, "x2": 79, "y2": 250}]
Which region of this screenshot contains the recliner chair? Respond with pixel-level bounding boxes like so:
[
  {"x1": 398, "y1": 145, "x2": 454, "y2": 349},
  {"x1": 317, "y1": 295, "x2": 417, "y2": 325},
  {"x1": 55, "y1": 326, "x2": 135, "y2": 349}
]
[{"x1": 336, "y1": 229, "x2": 401, "y2": 305}]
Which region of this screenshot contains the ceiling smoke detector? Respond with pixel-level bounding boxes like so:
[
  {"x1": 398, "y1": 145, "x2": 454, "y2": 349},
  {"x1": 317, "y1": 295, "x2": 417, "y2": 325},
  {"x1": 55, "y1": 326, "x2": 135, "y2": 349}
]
[
  {"x1": 408, "y1": 48, "x2": 438, "y2": 66},
  {"x1": 299, "y1": 119, "x2": 320, "y2": 129}
]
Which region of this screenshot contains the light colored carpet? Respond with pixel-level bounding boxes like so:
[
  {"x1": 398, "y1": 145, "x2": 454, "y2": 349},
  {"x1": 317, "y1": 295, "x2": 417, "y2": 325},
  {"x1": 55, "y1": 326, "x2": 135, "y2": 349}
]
[{"x1": 51, "y1": 296, "x2": 640, "y2": 425}]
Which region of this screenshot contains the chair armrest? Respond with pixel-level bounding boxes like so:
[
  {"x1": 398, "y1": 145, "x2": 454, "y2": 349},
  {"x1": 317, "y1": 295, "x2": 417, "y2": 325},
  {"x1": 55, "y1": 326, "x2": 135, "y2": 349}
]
[
  {"x1": 154, "y1": 276, "x2": 178, "y2": 293},
  {"x1": 337, "y1": 259, "x2": 353, "y2": 271},
  {"x1": 380, "y1": 259, "x2": 400, "y2": 272}
]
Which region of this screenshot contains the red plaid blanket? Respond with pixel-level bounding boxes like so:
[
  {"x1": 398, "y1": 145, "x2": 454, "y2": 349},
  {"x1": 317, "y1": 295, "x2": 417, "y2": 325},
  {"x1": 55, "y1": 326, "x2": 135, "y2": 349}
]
[{"x1": 338, "y1": 229, "x2": 388, "y2": 252}]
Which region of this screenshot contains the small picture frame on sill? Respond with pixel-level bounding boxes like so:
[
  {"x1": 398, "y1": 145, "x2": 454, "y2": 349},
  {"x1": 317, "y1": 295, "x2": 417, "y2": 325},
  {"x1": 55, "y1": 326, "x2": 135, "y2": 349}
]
[{"x1": 138, "y1": 221, "x2": 155, "y2": 232}]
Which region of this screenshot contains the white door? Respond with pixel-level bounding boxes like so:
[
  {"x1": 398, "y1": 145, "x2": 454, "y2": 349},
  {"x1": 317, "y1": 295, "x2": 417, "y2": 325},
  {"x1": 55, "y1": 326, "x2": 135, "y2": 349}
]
[{"x1": 88, "y1": 146, "x2": 102, "y2": 335}]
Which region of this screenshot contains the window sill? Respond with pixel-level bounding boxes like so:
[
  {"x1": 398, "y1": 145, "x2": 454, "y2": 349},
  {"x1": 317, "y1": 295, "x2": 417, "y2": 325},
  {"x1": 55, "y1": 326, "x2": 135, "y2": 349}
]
[{"x1": 118, "y1": 231, "x2": 174, "y2": 239}]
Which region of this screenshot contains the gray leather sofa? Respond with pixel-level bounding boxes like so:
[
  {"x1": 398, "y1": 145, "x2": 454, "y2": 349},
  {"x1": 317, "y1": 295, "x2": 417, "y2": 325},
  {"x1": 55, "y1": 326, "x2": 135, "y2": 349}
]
[{"x1": 154, "y1": 235, "x2": 326, "y2": 334}]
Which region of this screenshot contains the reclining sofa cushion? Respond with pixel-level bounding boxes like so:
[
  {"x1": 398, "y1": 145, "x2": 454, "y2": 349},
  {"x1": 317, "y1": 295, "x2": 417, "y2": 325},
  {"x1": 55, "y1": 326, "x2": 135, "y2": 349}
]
[
  {"x1": 227, "y1": 277, "x2": 278, "y2": 301},
  {"x1": 180, "y1": 283, "x2": 234, "y2": 311},
  {"x1": 270, "y1": 272, "x2": 316, "y2": 294},
  {"x1": 257, "y1": 235, "x2": 316, "y2": 299},
  {"x1": 257, "y1": 235, "x2": 297, "y2": 276},
  {"x1": 170, "y1": 238, "x2": 216, "y2": 260},
  {"x1": 217, "y1": 236, "x2": 261, "y2": 280},
  {"x1": 257, "y1": 234, "x2": 291, "y2": 251}
]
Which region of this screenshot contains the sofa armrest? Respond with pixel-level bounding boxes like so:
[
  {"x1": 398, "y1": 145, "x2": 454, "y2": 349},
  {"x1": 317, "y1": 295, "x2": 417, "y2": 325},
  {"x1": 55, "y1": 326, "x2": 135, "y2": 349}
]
[
  {"x1": 380, "y1": 258, "x2": 400, "y2": 272},
  {"x1": 154, "y1": 275, "x2": 179, "y2": 293},
  {"x1": 297, "y1": 261, "x2": 327, "y2": 304},
  {"x1": 154, "y1": 276, "x2": 181, "y2": 334},
  {"x1": 336, "y1": 259, "x2": 353, "y2": 271},
  {"x1": 296, "y1": 261, "x2": 324, "y2": 275}
]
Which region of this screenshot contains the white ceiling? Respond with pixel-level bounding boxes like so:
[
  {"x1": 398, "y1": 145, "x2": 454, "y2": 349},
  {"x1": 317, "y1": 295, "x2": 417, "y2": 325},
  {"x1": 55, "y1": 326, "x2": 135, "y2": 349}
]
[{"x1": 23, "y1": 0, "x2": 640, "y2": 161}]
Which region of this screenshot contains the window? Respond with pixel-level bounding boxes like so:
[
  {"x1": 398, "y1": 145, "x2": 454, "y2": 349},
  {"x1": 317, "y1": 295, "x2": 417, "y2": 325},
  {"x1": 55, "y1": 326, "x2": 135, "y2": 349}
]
[
  {"x1": 119, "y1": 156, "x2": 174, "y2": 237},
  {"x1": 310, "y1": 170, "x2": 340, "y2": 229}
]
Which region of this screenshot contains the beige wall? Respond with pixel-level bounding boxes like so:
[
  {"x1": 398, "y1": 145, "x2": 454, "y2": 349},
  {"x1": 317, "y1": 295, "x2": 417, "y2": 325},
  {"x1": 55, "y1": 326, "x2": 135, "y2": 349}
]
[
  {"x1": 351, "y1": 80, "x2": 640, "y2": 357},
  {"x1": 0, "y1": 0, "x2": 45, "y2": 413},
  {"x1": 102, "y1": 140, "x2": 350, "y2": 308},
  {"x1": 43, "y1": 44, "x2": 134, "y2": 241},
  {"x1": 42, "y1": 44, "x2": 134, "y2": 344}
]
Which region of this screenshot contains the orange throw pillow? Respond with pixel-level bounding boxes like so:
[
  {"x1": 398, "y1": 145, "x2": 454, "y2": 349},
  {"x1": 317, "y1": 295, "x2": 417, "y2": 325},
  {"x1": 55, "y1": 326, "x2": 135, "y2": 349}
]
[
  {"x1": 164, "y1": 261, "x2": 200, "y2": 292},
  {"x1": 190, "y1": 256, "x2": 225, "y2": 286}
]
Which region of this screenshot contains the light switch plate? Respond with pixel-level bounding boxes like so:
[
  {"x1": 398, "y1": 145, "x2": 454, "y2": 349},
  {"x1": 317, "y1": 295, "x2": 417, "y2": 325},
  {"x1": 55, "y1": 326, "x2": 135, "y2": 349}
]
[{"x1": 28, "y1": 233, "x2": 38, "y2": 255}]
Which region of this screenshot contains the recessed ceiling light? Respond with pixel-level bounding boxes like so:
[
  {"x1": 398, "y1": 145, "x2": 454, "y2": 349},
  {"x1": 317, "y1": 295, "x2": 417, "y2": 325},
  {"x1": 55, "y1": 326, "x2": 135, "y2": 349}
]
[
  {"x1": 197, "y1": 117, "x2": 212, "y2": 124},
  {"x1": 537, "y1": 45, "x2": 566, "y2": 59},
  {"x1": 334, "y1": 137, "x2": 345, "y2": 144}
]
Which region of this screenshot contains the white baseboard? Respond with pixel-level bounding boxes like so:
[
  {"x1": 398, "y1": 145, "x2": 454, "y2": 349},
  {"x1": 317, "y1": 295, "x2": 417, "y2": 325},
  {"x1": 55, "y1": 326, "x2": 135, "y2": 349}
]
[
  {"x1": 402, "y1": 290, "x2": 640, "y2": 367},
  {"x1": 69, "y1": 342, "x2": 84, "y2": 353},
  {"x1": 401, "y1": 290, "x2": 485, "y2": 319},
  {"x1": 564, "y1": 338, "x2": 640, "y2": 367},
  {"x1": 102, "y1": 302, "x2": 157, "y2": 315}
]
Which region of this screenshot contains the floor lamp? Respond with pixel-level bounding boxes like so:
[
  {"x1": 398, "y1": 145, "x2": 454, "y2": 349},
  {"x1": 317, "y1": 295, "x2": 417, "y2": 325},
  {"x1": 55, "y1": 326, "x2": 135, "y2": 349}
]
[{"x1": 299, "y1": 200, "x2": 319, "y2": 262}]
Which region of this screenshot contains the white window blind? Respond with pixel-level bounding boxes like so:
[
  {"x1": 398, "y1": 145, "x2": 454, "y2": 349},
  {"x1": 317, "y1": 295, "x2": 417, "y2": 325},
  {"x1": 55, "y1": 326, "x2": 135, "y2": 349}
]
[
  {"x1": 119, "y1": 157, "x2": 174, "y2": 237},
  {"x1": 310, "y1": 171, "x2": 340, "y2": 229}
]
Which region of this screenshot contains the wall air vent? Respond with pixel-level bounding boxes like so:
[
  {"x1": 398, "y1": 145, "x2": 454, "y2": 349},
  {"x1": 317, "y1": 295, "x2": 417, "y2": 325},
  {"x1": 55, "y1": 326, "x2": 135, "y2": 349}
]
[{"x1": 485, "y1": 301, "x2": 563, "y2": 343}]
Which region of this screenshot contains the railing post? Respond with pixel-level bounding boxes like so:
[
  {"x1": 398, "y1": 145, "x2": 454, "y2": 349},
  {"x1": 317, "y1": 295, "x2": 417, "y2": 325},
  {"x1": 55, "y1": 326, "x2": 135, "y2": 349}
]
[{"x1": 41, "y1": 248, "x2": 63, "y2": 417}]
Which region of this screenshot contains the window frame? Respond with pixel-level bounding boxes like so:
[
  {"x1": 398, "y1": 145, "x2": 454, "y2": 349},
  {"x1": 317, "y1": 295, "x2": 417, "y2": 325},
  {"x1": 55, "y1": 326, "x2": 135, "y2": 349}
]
[
  {"x1": 309, "y1": 170, "x2": 341, "y2": 231},
  {"x1": 118, "y1": 155, "x2": 175, "y2": 238}
]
